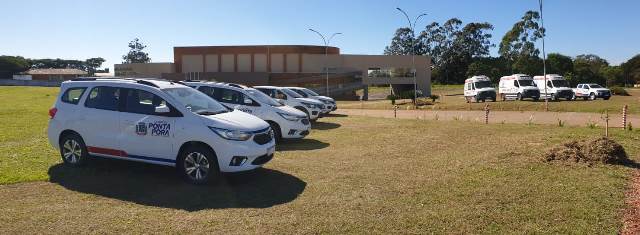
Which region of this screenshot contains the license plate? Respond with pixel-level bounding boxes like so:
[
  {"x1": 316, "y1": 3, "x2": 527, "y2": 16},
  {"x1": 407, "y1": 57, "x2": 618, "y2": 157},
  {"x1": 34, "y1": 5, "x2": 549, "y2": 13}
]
[{"x1": 267, "y1": 146, "x2": 275, "y2": 155}]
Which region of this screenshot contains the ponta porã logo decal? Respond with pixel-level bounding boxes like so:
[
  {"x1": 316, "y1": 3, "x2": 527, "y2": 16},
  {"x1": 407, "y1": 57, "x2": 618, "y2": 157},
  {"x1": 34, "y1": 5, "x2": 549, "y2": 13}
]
[
  {"x1": 148, "y1": 120, "x2": 171, "y2": 137},
  {"x1": 136, "y1": 122, "x2": 147, "y2": 135}
]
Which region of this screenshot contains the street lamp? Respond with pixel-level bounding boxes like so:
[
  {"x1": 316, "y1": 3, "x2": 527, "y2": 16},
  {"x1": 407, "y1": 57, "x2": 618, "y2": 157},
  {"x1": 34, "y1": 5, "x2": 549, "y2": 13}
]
[
  {"x1": 309, "y1": 29, "x2": 342, "y2": 96},
  {"x1": 539, "y1": 0, "x2": 548, "y2": 111},
  {"x1": 396, "y1": 8, "x2": 427, "y2": 104}
]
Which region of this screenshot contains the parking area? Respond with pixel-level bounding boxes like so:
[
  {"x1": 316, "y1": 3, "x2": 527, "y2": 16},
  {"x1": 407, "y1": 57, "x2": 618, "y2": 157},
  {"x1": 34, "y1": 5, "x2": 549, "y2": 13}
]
[{"x1": 1, "y1": 86, "x2": 639, "y2": 233}]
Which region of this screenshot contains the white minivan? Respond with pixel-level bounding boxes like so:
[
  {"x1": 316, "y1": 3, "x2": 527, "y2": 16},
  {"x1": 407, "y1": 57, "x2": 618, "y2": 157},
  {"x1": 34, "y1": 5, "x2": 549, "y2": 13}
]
[
  {"x1": 183, "y1": 81, "x2": 311, "y2": 141},
  {"x1": 533, "y1": 74, "x2": 574, "y2": 101},
  {"x1": 498, "y1": 74, "x2": 540, "y2": 101},
  {"x1": 47, "y1": 78, "x2": 275, "y2": 184},
  {"x1": 463, "y1": 75, "x2": 497, "y2": 102},
  {"x1": 254, "y1": 86, "x2": 324, "y2": 121},
  {"x1": 285, "y1": 87, "x2": 337, "y2": 114}
]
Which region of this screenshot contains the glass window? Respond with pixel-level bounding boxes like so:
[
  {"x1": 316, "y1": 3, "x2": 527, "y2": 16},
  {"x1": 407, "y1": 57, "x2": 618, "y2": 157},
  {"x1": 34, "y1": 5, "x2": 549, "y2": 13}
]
[
  {"x1": 246, "y1": 88, "x2": 282, "y2": 107},
  {"x1": 61, "y1": 87, "x2": 86, "y2": 104},
  {"x1": 547, "y1": 81, "x2": 553, "y2": 88},
  {"x1": 256, "y1": 88, "x2": 275, "y2": 98},
  {"x1": 302, "y1": 88, "x2": 319, "y2": 96},
  {"x1": 124, "y1": 89, "x2": 169, "y2": 115},
  {"x1": 518, "y1": 80, "x2": 534, "y2": 87},
  {"x1": 85, "y1": 86, "x2": 121, "y2": 111},
  {"x1": 219, "y1": 88, "x2": 244, "y2": 104},
  {"x1": 198, "y1": 86, "x2": 218, "y2": 99},
  {"x1": 291, "y1": 89, "x2": 309, "y2": 97},
  {"x1": 282, "y1": 88, "x2": 303, "y2": 98},
  {"x1": 513, "y1": 80, "x2": 519, "y2": 87},
  {"x1": 589, "y1": 84, "x2": 603, "y2": 88},
  {"x1": 162, "y1": 87, "x2": 228, "y2": 115},
  {"x1": 474, "y1": 81, "x2": 492, "y2": 89},
  {"x1": 552, "y1": 80, "x2": 569, "y2": 88}
]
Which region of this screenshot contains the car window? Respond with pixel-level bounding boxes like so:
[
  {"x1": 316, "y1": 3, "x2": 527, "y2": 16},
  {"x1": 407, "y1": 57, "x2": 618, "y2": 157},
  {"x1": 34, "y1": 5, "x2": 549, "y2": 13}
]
[
  {"x1": 85, "y1": 86, "x2": 121, "y2": 111},
  {"x1": 256, "y1": 88, "x2": 275, "y2": 98},
  {"x1": 292, "y1": 89, "x2": 309, "y2": 97},
  {"x1": 547, "y1": 81, "x2": 553, "y2": 88},
  {"x1": 198, "y1": 86, "x2": 218, "y2": 99},
  {"x1": 276, "y1": 90, "x2": 288, "y2": 99},
  {"x1": 124, "y1": 89, "x2": 170, "y2": 115},
  {"x1": 283, "y1": 88, "x2": 303, "y2": 98},
  {"x1": 61, "y1": 87, "x2": 86, "y2": 105},
  {"x1": 219, "y1": 88, "x2": 244, "y2": 104},
  {"x1": 302, "y1": 88, "x2": 319, "y2": 96},
  {"x1": 513, "y1": 80, "x2": 519, "y2": 87}
]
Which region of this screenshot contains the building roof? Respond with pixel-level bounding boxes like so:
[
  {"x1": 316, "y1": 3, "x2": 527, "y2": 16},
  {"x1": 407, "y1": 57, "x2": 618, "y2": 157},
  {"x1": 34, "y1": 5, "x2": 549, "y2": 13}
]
[{"x1": 26, "y1": 68, "x2": 88, "y2": 75}]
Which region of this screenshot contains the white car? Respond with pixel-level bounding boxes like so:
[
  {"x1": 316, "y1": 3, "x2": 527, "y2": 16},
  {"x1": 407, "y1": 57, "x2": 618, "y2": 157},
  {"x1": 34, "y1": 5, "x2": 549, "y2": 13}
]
[
  {"x1": 498, "y1": 74, "x2": 540, "y2": 101},
  {"x1": 254, "y1": 86, "x2": 324, "y2": 121},
  {"x1": 533, "y1": 74, "x2": 574, "y2": 101},
  {"x1": 572, "y1": 83, "x2": 611, "y2": 100},
  {"x1": 47, "y1": 78, "x2": 275, "y2": 185},
  {"x1": 285, "y1": 87, "x2": 337, "y2": 114},
  {"x1": 183, "y1": 81, "x2": 311, "y2": 140},
  {"x1": 463, "y1": 75, "x2": 496, "y2": 102}
]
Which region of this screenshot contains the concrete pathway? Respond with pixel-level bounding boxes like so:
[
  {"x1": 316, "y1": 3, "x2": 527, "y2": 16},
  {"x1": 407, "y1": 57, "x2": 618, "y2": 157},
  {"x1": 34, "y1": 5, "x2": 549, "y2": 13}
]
[{"x1": 335, "y1": 109, "x2": 639, "y2": 128}]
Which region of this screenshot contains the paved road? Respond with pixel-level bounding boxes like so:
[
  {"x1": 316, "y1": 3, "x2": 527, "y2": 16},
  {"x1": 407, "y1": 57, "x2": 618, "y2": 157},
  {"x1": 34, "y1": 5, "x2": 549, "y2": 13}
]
[{"x1": 335, "y1": 109, "x2": 639, "y2": 128}]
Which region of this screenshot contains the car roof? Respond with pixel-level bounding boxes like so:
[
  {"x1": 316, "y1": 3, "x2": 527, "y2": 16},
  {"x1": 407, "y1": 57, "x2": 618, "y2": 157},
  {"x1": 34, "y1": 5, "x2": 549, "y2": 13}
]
[
  {"x1": 61, "y1": 78, "x2": 187, "y2": 89},
  {"x1": 187, "y1": 81, "x2": 252, "y2": 91},
  {"x1": 253, "y1": 85, "x2": 279, "y2": 89}
]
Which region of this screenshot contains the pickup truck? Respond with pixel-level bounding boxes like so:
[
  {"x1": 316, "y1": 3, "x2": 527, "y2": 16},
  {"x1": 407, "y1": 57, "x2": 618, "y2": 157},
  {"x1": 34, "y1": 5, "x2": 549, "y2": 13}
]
[{"x1": 572, "y1": 83, "x2": 611, "y2": 100}]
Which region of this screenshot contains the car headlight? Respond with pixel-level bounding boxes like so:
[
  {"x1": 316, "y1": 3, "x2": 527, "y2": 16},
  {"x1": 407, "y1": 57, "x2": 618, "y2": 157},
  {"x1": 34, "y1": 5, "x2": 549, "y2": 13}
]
[
  {"x1": 277, "y1": 112, "x2": 302, "y2": 121},
  {"x1": 209, "y1": 127, "x2": 252, "y2": 141},
  {"x1": 301, "y1": 102, "x2": 315, "y2": 108}
]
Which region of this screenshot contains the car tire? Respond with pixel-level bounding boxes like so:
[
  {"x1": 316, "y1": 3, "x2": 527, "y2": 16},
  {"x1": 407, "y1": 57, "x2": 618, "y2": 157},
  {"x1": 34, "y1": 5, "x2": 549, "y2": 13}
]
[
  {"x1": 589, "y1": 93, "x2": 596, "y2": 101},
  {"x1": 474, "y1": 95, "x2": 480, "y2": 103},
  {"x1": 267, "y1": 121, "x2": 282, "y2": 142},
  {"x1": 550, "y1": 94, "x2": 557, "y2": 101},
  {"x1": 501, "y1": 94, "x2": 506, "y2": 101},
  {"x1": 491, "y1": 97, "x2": 496, "y2": 102},
  {"x1": 571, "y1": 93, "x2": 576, "y2": 100},
  {"x1": 178, "y1": 145, "x2": 220, "y2": 185},
  {"x1": 59, "y1": 133, "x2": 89, "y2": 166}
]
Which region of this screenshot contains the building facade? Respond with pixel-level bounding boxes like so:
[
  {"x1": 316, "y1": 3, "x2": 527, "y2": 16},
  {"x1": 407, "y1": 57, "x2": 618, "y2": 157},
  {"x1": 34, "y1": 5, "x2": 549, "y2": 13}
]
[{"x1": 115, "y1": 45, "x2": 430, "y2": 100}]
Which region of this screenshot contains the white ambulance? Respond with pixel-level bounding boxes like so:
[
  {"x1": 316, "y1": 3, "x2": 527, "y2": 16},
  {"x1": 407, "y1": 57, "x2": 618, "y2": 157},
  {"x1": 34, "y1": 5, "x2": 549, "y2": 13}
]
[
  {"x1": 183, "y1": 81, "x2": 311, "y2": 141},
  {"x1": 463, "y1": 75, "x2": 497, "y2": 102},
  {"x1": 498, "y1": 74, "x2": 540, "y2": 101},
  {"x1": 47, "y1": 78, "x2": 275, "y2": 185},
  {"x1": 533, "y1": 74, "x2": 574, "y2": 101}
]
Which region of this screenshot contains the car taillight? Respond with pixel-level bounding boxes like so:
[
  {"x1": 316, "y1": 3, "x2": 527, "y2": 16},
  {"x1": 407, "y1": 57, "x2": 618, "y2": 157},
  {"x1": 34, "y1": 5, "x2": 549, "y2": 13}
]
[{"x1": 48, "y1": 107, "x2": 57, "y2": 119}]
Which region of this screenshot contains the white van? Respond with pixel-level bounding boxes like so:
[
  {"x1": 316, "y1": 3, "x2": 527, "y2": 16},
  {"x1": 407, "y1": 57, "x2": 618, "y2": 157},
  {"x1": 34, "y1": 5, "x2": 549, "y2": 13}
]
[
  {"x1": 533, "y1": 74, "x2": 574, "y2": 101},
  {"x1": 254, "y1": 86, "x2": 324, "y2": 121},
  {"x1": 47, "y1": 78, "x2": 275, "y2": 185},
  {"x1": 184, "y1": 81, "x2": 311, "y2": 141},
  {"x1": 285, "y1": 87, "x2": 337, "y2": 114},
  {"x1": 498, "y1": 74, "x2": 540, "y2": 101},
  {"x1": 463, "y1": 75, "x2": 497, "y2": 102}
]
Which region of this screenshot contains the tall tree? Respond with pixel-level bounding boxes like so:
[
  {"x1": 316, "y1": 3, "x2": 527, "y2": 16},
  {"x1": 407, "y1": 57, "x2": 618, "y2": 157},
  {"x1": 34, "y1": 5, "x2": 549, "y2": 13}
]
[
  {"x1": 573, "y1": 54, "x2": 609, "y2": 85},
  {"x1": 622, "y1": 54, "x2": 640, "y2": 86},
  {"x1": 546, "y1": 53, "x2": 573, "y2": 75},
  {"x1": 384, "y1": 28, "x2": 425, "y2": 56},
  {"x1": 0, "y1": 56, "x2": 30, "y2": 78},
  {"x1": 85, "y1": 57, "x2": 105, "y2": 75},
  {"x1": 466, "y1": 57, "x2": 510, "y2": 83},
  {"x1": 122, "y1": 38, "x2": 151, "y2": 64},
  {"x1": 499, "y1": 11, "x2": 545, "y2": 73}
]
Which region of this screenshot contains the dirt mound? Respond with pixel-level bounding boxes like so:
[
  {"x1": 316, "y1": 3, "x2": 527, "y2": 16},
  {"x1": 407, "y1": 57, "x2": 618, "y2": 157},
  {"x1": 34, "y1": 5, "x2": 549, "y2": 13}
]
[{"x1": 544, "y1": 137, "x2": 629, "y2": 165}]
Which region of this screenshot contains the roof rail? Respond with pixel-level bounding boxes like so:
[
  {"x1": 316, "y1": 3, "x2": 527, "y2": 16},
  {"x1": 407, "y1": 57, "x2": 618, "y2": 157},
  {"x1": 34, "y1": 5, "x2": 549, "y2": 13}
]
[
  {"x1": 70, "y1": 78, "x2": 97, "y2": 81},
  {"x1": 135, "y1": 80, "x2": 159, "y2": 88},
  {"x1": 171, "y1": 80, "x2": 187, "y2": 86},
  {"x1": 226, "y1": 83, "x2": 245, "y2": 89}
]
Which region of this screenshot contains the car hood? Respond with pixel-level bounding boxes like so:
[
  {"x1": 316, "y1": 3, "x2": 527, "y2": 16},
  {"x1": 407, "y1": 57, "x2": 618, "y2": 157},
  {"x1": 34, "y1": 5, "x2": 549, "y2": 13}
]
[
  {"x1": 199, "y1": 110, "x2": 269, "y2": 131},
  {"x1": 314, "y1": 95, "x2": 335, "y2": 102},
  {"x1": 296, "y1": 98, "x2": 323, "y2": 104},
  {"x1": 275, "y1": 105, "x2": 307, "y2": 117}
]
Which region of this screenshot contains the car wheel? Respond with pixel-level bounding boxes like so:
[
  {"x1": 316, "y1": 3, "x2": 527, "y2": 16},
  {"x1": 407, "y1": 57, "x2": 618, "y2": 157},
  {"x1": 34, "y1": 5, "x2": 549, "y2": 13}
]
[
  {"x1": 571, "y1": 93, "x2": 576, "y2": 100},
  {"x1": 60, "y1": 133, "x2": 88, "y2": 166},
  {"x1": 501, "y1": 94, "x2": 506, "y2": 101},
  {"x1": 178, "y1": 145, "x2": 219, "y2": 185},
  {"x1": 550, "y1": 94, "x2": 557, "y2": 101},
  {"x1": 268, "y1": 121, "x2": 282, "y2": 142},
  {"x1": 589, "y1": 93, "x2": 596, "y2": 101},
  {"x1": 491, "y1": 97, "x2": 496, "y2": 102},
  {"x1": 533, "y1": 97, "x2": 539, "y2": 101},
  {"x1": 516, "y1": 93, "x2": 522, "y2": 101},
  {"x1": 474, "y1": 95, "x2": 480, "y2": 103}
]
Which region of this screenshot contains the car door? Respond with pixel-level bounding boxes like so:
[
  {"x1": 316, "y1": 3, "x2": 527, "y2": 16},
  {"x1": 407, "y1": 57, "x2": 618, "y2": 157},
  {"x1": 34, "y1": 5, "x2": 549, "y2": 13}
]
[
  {"x1": 117, "y1": 88, "x2": 179, "y2": 163},
  {"x1": 464, "y1": 83, "x2": 472, "y2": 97},
  {"x1": 79, "y1": 86, "x2": 122, "y2": 155},
  {"x1": 218, "y1": 88, "x2": 260, "y2": 115}
]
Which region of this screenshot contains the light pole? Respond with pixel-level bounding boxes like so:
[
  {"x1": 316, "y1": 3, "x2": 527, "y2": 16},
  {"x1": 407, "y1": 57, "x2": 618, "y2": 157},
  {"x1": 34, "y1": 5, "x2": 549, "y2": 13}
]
[
  {"x1": 396, "y1": 8, "x2": 427, "y2": 105},
  {"x1": 539, "y1": 0, "x2": 548, "y2": 111},
  {"x1": 309, "y1": 29, "x2": 342, "y2": 96}
]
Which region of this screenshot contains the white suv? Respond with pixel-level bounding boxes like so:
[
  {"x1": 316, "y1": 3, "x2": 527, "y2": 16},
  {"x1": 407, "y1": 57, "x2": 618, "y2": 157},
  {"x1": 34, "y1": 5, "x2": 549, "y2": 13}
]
[
  {"x1": 285, "y1": 87, "x2": 337, "y2": 114},
  {"x1": 254, "y1": 86, "x2": 324, "y2": 121},
  {"x1": 183, "y1": 81, "x2": 311, "y2": 141},
  {"x1": 47, "y1": 78, "x2": 275, "y2": 185}
]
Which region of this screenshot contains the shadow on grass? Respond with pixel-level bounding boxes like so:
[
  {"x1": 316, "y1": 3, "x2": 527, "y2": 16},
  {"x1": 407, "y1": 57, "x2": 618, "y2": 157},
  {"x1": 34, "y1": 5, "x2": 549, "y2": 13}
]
[
  {"x1": 311, "y1": 122, "x2": 341, "y2": 130},
  {"x1": 323, "y1": 113, "x2": 348, "y2": 117},
  {"x1": 277, "y1": 138, "x2": 330, "y2": 151},
  {"x1": 48, "y1": 159, "x2": 306, "y2": 212}
]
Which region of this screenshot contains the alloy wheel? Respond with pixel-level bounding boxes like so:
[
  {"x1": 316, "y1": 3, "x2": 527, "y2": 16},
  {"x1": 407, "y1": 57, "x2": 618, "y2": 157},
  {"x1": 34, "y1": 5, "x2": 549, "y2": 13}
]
[
  {"x1": 183, "y1": 152, "x2": 210, "y2": 181},
  {"x1": 62, "y1": 139, "x2": 82, "y2": 164}
]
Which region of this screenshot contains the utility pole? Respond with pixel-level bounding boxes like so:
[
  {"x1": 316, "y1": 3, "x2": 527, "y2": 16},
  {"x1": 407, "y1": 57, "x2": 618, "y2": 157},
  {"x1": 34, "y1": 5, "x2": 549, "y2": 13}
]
[
  {"x1": 396, "y1": 8, "x2": 427, "y2": 105},
  {"x1": 309, "y1": 29, "x2": 342, "y2": 96},
  {"x1": 539, "y1": 0, "x2": 548, "y2": 111}
]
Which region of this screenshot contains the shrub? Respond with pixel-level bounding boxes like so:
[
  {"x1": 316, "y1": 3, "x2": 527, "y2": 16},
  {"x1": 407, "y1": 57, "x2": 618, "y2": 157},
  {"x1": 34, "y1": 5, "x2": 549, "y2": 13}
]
[
  {"x1": 429, "y1": 94, "x2": 440, "y2": 102},
  {"x1": 398, "y1": 90, "x2": 423, "y2": 102},
  {"x1": 610, "y1": 87, "x2": 630, "y2": 96},
  {"x1": 386, "y1": 94, "x2": 398, "y2": 105}
]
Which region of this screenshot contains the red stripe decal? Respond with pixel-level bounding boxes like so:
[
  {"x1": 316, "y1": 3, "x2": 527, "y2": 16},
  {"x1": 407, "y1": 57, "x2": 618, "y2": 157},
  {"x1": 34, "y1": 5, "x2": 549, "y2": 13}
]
[{"x1": 87, "y1": 146, "x2": 127, "y2": 157}]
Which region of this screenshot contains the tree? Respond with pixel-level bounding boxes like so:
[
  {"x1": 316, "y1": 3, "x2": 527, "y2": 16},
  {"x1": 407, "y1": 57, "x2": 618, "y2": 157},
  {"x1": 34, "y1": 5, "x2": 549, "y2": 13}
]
[
  {"x1": 573, "y1": 54, "x2": 609, "y2": 85},
  {"x1": 122, "y1": 38, "x2": 151, "y2": 64},
  {"x1": 600, "y1": 66, "x2": 623, "y2": 87},
  {"x1": 499, "y1": 11, "x2": 545, "y2": 72},
  {"x1": 85, "y1": 57, "x2": 105, "y2": 75},
  {"x1": 466, "y1": 57, "x2": 510, "y2": 83},
  {"x1": 29, "y1": 58, "x2": 86, "y2": 70},
  {"x1": 384, "y1": 28, "x2": 424, "y2": 56},
  {"x1": 0, "y1": 56, "x2": 30, "y2": 78},
  {"x1": 622, "y1": 54, "x2": 640, "y2": 86},
  {"x1": 546, "y1": 53, "x2": 573, "y2": 75}
]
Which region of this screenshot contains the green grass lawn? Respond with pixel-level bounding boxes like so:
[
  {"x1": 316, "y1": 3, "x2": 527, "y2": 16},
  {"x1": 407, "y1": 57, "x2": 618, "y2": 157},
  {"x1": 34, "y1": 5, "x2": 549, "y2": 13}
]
[
  {"x1": 344, "y1": 85, "x2": 640, "y2": 114},
  {"x1": 1, "y1": 86, "x2": 639, "y2": 233}
]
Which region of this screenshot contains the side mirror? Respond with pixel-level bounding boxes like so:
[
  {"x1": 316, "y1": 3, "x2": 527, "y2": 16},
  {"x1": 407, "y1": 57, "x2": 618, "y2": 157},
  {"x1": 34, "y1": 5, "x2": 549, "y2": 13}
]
[
  {"x1": 155, "y1": 105, "x2": 170, "y2": 113},
  {"x1": 244, "y1": 98, "x2": 253, "y2": 105}
]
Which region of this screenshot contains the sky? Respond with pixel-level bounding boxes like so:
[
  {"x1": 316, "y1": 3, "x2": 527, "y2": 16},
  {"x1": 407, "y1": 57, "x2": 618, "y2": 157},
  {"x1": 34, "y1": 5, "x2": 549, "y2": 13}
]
[{"x1": 1, "y1": 0, "x2": 639, "y2": 72}]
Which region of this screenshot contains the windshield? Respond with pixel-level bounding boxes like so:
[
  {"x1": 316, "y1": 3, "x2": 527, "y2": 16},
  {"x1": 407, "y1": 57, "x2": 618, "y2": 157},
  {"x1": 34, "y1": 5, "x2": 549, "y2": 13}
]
[
  {"x1": 162, "y1": 88, "x2": 228, "y2": 115},
  {"x1": 282, "y1": 88, "x2": 303, "y2": 98},
  {"x1": 474, "y1": 81, "x2": 492, "y2": 89},
  {"x1": 589, "y1": 84, "x2": 603, "y2": 88},
  {"x1": 517, "y1": 79, "x2": 535, "y2": 87},
  {"x1": 552, "y1": 80, "x2": 569, "y2": 88},
  {"x1": 302, "y1": 88, "x2": 319, "y2": 96},
  {"x1": 291, "y1": 89, "x2": 309, "y2": 97},
  {"x1": 246, "y1": 89, "x2": 283, "y2": 107}
]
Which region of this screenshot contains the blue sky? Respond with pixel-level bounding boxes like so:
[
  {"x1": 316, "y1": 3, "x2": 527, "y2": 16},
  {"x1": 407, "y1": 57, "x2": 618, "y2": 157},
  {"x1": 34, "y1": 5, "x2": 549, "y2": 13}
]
[{"x1": 1, "y1": 0, "x2": 638, "y2": 71}]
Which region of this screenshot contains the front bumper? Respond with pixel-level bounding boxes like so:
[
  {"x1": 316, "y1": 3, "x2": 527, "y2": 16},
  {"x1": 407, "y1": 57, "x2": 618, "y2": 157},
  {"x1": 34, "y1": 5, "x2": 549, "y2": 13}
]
[
  {"x1": 477, "y1": 91, "x2": 496, "y2": 100},
  {"x1": 522, "y1": 90, "x2": 540, "y2": 98},
  {"x1": 556, "y1": 90, "x2": 574, "y2": 99},
  {"x1": 213, "y1": 136, "x2": 276, "y2": 173},
  {"x1": 281, "y1": 118, "x2": 311, "y2": 139},
  {"x1": 596, "y1": 91, "x2": 611, "y2": 98}
]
